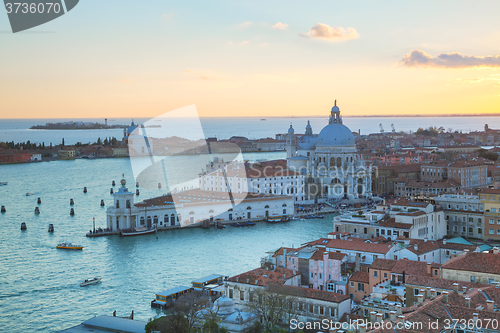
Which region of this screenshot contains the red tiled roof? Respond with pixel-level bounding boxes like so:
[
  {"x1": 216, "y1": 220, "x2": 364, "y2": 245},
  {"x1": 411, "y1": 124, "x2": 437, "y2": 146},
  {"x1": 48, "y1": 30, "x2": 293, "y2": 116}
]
[
  {"x1": 228, "y1": 267, "x2": 298, "y2": 286},
  {"x1": 379, "y1": 218, "x2": 412, "y2": 229},
  {"x1": 405, "y1": 275, "x2": 489, "y2": 291},
  {"x1": 441, "y1": 251, "x2": 500, "y2": 275},
  {"x1": 390, "y1": 258, "x2": 441, "y2": 276},
  {"x1": 270, "y1": 284, "x2": 350, "y2": 303},
  {"x1": 324, "y1": 238, "x2": 393, "y2": 254},
  {"x1": 350, "y1": 271, "x2": 369, "y2": 283},
  {"x1": 370, "y1": 259, "x2": 397, "y2": 271}
]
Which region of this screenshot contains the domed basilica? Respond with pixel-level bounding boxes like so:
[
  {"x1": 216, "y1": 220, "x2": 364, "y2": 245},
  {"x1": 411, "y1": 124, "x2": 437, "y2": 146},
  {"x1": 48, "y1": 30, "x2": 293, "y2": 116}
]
[{"x1": 286, "y1": 101, "x2": 372, "y2": 202}]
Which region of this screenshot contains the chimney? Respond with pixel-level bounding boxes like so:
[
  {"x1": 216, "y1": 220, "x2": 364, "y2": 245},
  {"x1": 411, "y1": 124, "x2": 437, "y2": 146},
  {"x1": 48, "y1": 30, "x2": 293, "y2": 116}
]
[
  {"x1": 424, "y1": 237, "x2": 427, "y2": 242},
  {"x1": 236, "y1": 277, "x2": 239, "y2": 282},
  {"x1": 293, "y1": 269, "x2": 296, "y2": 275},
  {"x1": 465, "y1": 297, "x2": 471, "y2": 308},
  {"x1": 255, "y1": 280, "x2": 258, "y2": 285},
  {"x1": 426, "y1": 287, "x2": 431, "y2": 298},
  {"x1": 376, "y1": 313, "x2": 383, "y2": 323},
  {"x1": 493, "y1": 247, "x2": 499, "y2": 254},
  {"x1": 359, "y1": 323, "x2": 366, "y2": 333},
  {"x1": 414, "y1": 244, "x2": 418, "y2": 251},
  {"x1": 396, "y1": 304, "x2": 402, "y2": 315},
  {"x1": 397, "y1": 315, "x2": 405, "y2": 325},
  {"x1": 370, "y1": 311, "x2": 377, "y2": 323},
  {"x1": 246, "y1": 278, "x2": 249, "y2": 284},
  {"x1": 442, "y1": 291, "x2": 449, "y2": 304},
  {"x1": 443, "y1": 239, "x2": 447, "y2": 245},
  {"x1": 495, "y1": 282, "x2": 499, "y2": 289},
  {"x1": 453, "y1": 283, "x2": 459, "y2": 293},
  {"x1": 473, "y1": 313, "x2": 479, "y2": 322},
  {"x1": 430, "y1": 289, "x2": 437, "y2": 299},
  {"x1": 487, "y1": 300, "x2": 494, "y2": 312},
  {"x1": 417, "y1": 294, "x2": 424, "y2": 305},
  {"x1": 427, "y1": 262, "x2": 432, "y2": 276},
  {"x1": 390, "y1": 311, "x2": 397, "y2": 323},
  {"x1": 462, "y1": 286, "x2": 467, "y2": 294},
  {"x1": 389, "y1": 303, "x2": 395, "y2": 312}
]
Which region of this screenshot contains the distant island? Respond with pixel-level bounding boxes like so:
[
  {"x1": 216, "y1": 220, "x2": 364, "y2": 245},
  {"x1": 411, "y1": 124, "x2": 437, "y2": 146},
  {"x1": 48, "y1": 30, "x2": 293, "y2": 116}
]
[{"x1": 30, "y1": 121, "x2": 125, "y2": 130}]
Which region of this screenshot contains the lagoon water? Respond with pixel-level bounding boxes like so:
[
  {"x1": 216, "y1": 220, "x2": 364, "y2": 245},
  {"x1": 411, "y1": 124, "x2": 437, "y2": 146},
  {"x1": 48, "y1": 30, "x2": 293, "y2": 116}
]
[{"x1": 0, "y1": 153, "x2": 338, "y2": 332}]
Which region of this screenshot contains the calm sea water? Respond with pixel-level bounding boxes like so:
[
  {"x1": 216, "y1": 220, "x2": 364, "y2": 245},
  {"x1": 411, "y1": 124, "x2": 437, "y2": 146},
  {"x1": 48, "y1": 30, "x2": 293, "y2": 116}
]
[
  {"x1": 0, "y1": 153, "x2": 338, "y2": 333},
  {"x1": 0, "y1": 116, "x2": 498, "y2": 145}
]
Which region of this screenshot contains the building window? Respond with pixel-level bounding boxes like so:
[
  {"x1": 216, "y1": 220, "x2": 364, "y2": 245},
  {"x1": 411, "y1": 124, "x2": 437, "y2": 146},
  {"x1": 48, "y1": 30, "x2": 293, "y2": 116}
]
[
  {"x1": 358, "y1": 283, "x2": 364, "y2": 292},
  {"x1": 311, "y1": 273, "x2": 314, "y2": 278},
  {"x1": 373, "y1": 270, "x2": 378, "y2": 278},
  {"x1": 478, "y1": 228, "x2": 482, "y2": 234},
  {"x1": 414, "y1": 289, "x2": 419, "y2": 296},
  {"x1": 434, "y1": 269, "x2": 438, "y2": 276},
  {"x1": 490, "y1": 219, "x2": 495, "y2": 225},
  {"x1": 490, "y1": 229, "x2": 495, "y2": 235},
  {"x1": 350, "y1": 282, "x2": 354, "y2": 287},
  {"x1": 240, "y1": 291, "x2": 245, "y2": 301},
  {"x1": 229, "y1": 289, "x2": 233, "y2": 299},
  {"x1": 471, "y1": 276, "x2": 476, "y2": 283}
]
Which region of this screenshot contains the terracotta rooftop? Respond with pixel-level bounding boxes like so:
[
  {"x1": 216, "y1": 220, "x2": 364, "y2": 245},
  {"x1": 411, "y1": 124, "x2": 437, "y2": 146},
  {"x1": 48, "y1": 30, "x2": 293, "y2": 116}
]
[
  {"x1": 228, "y1": 267, "x2": 299, "y2": 286},
  {"x1": 270, "y1": 284, "x2": 350, "y2": 303},
  {"x1": 379, "y1": 218, "x2": 412, "y2": 229},
  {"x1": 405, "y1": 275, "x2": 489, "y2": 291},
  {"x1": 349, "y1": 271, "x2": 369, "y2": 284},
  {"x1": 390, "y1": 258, "x2": 441, "y2": 276},
  {"x1": 441, "y1": 251, "x2": 500, "y2": 275},
  {"x1": 370, "y1": 259, "x2": 398, "y2": 271},
  {"x1": 324, "y1": 238, "x2": 394, "y2": 254}
]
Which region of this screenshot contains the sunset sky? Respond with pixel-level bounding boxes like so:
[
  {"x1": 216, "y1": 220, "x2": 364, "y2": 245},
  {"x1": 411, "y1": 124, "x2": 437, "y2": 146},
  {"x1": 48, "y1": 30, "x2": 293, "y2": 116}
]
[{"x1": 1, "y1": 0, "x2": 500, "y2": 118}]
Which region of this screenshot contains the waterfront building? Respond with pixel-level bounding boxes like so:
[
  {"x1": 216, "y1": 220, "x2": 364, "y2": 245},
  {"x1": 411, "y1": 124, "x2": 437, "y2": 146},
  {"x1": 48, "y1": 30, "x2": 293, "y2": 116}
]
[
  {"x1": 434, "y1": 194, "x2": 484, "y2": 239},
  {"x1": 333, "y1": 198, "x2": 446, "y2": 240},
  {"x1": 421, "y1": 160, "x2": 489, "y2": 188},
  {"x1": 199, "y1": 158, "x2": 306, "y2": 204},
  {"x1": 57, "y1": 149, "x2": 76, "y2": 160},
  {"x1": 225, "y1": 267, "x2": 351, "y2": 324},
  {"x1": 106, "y1": 178, "x2": 294, "y2": 230},
  {"x1": 480, "y1": 188, "x2": 500, "y2": 240},
  {"x1": 285, "y1": 101, "x2": 372, "y2": 202}
]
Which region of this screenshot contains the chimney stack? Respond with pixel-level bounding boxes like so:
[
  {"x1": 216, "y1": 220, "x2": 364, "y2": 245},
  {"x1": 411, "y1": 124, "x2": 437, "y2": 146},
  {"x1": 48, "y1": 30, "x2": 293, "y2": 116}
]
[
  {"x1": 390, "y1": 311, "x2": 397, "y2": 323},
  {"x1": 426, "y1": 287, "x2": 431, "y2": 298},
  {"x1": 417, "y1": 294, "x2": 424, "y2": 305},
  {"x1": 427, "y1": 262, "x2": 432, "y2": 276},
  {"x1": 487, "y1": 300, "x2": 494, "y2": 312},
  {"x1": 473, "y1": 313, "x2": 479, "y2": 322},
  {"x1": 462, "y1": 286, "x2": 467, "y2": 294},
  {"x1": 442, "y1": 291, "x2": 449, "y2": 304},
  {"x1": 453, "y1": 283, "x2": 459, "y2": 293},
  {"x1": 376, "y1": 313, "x2": 383, "y2": 323},
  {"x1": 397, "y1": 315, "x2": 405, "y2": 325},
  {"x1": 370, "y1": 311, "x2": 377, "y2": 323},
  {"x1": 465, "y1": 297, "x2": 471, "y2": 308},
  {"x1": 389, "y1": 303, "x2": 395, "y2": 312},
  {"x1": 359, "y1": 323, "x2": 366, "y2": 333},
  {"x1": 414, "y1": 244, "x2": 418, "y2": 251},
  {"x1": 493, "y1": 247, "x2": 499, "y2": 254},
  {"x1": 396, "y1": 304, "x2": 402, "y2": 315},
  {"x1": 430, "y1": 289, "x2": 437, "y2": 299}
]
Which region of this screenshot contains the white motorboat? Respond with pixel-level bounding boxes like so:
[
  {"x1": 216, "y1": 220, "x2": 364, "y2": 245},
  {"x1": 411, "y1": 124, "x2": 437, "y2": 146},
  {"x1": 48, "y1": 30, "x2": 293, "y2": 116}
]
[{"x1": 80, "y1": 277, "x2": 102, "y2": 287}]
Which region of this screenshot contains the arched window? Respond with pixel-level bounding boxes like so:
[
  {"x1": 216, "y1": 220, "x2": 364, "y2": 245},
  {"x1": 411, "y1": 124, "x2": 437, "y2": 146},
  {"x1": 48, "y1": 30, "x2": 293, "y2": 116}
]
[
  {"x1": 209, "y1": 210, "x2": 214, "y2": 213},
  {"x1": 330, "y1": 157, "x2": 335, "y2": 166},
  {"x1": 164, "y1": 214, "x2": 169, "y2": 225},
  {"x1": 116, "y1": 200, "x2": 119, "y2": 208},
  {"x1": 358, "y1": 178, "x2": 364, "y2": 184},
  {"x1": 170, "y1": 214, "x2": 175, "y2": 225},
  {"x1": 153, "y1": 215, "x2": 158, "y2": 224},
  {"x1": 336, "y1": 157, "x2": 341, "y2": 168},
  {"x1": 264, "y1": 205, "x2": 269, "y2": 209},
  {"x1": 282, "y1": 203, "x2": 287, "y2": 207},
  {"x1": 189, "y1": 211, "x2": 195, "y2": 215},
  {"x1": 247, "y1": 206, "x2": 252, "y2": 210},
  {"x1": 331, "y1": 178, "x2": 340, "y2": 184},
  {"x1": 140, "y1": 217, "x2": 145, "y2": 225}
]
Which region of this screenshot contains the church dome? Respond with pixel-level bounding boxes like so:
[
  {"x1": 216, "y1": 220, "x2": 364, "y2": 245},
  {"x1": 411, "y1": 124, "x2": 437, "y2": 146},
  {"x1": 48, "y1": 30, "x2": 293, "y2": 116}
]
[
  {"x1": 316, "y1": 123, "x2": 355, "y2": 146},
  {"x1": 215, "y1": 296, "x2": 235, "y2": 315},
  {"x1": 316, "y1": 101, "x2": 355, "y2": 147}
]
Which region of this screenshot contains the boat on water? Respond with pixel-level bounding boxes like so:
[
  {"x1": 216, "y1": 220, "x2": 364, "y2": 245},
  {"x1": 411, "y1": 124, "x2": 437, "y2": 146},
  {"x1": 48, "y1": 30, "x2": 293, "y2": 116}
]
[
  {"x1": 80, "y1": 277, "x2": 102, "y2": 287},
  {"x1": 26, "y1": 193, "x2": 34, "y2": 196},
  {"x1": 230, "y1": 221, "x2": 255, "y2": 227},
  {"x1": 120, "y1": 226, "x2": 156, "y2": 237},
  {"x1": 0, "y1": 182, "x2": 7, "y2": 186},
  {"x1": 266, "y1": 215, "x2": 291, "y2": 223},
  {"x1": 56, "y1": 242, "x2": 84, "y2": 250}
]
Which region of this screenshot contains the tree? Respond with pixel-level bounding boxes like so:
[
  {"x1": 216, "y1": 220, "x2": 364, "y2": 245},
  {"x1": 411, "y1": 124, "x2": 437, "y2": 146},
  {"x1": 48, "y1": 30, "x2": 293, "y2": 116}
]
[
  {"x1": 245, "y1": 284, "x2": 299, "y2": 332},
  {"x1": 61, "y1": 138, "x2": 65, "y2": 147},
  {"x1": 203, "y1": 318, "x2": 229, "y2": 333},
  {"x1": 97, "y1": 137, "x2": 102, "y2": 145}
]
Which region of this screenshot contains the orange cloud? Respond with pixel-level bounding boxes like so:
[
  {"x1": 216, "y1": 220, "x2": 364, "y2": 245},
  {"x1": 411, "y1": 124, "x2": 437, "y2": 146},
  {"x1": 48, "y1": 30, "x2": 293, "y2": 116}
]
[
  {"x1": 301, "y1": 23, "x2": 359, "y2": 41},
  {"x1": 272, "y1": 22, "x2": 288, "y2": 30},
  {"x1": 402, "y1": 50, "x2": 500, "y2": 68}
]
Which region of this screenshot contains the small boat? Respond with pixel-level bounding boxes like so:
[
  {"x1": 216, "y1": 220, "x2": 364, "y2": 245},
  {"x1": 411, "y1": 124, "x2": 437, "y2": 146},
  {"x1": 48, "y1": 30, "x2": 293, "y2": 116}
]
[
  {"x1": 56, "y1": 242, "x2": 84, "y2": 250},
  {"x1": 230, "y1": 221, "x2": 256, "y2": 227},
  {"x1": 266, "y1": 215, "x2": 290, "y2": 223},
  {"x1": 120, "y1": 226, "x2": 156, "y2": 237},
  {"x1": 0, "y1": 182, "x2": 7, "y2": 186},
  {"x1": 80, "y1": 277, "x2": 102, "y2": 287},
  {"x1": 26, "y1": 193, "x2": 34, "y2": 196}
]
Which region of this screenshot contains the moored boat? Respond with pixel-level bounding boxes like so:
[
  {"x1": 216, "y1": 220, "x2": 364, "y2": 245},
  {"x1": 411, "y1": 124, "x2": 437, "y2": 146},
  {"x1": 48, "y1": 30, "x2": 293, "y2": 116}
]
[
  {"x1": 230, "y1": 221, "x2": 255, "y2": 227},
  {"x1": 56, "y1": 242, "x2": 83, "y2": 250},
  {"x1": 119, "y1": 226, "x2": 156, "y2": 237},
  {"x1": 80, "y1": 277, "x2": 102, "y2": 287},
  {"x1": 0, "y1": 182, "x2": 7, "y2": 186}
]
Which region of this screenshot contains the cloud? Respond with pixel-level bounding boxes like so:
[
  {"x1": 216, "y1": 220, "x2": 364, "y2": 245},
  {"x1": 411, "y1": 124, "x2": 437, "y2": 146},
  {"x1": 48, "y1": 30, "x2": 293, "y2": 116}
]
[
  {"x1": 402, "y1": 50, "x2": 500, "y2": 68},
  {"x1": 241, "y1": 40, "x2": 249, "y2": 45},
  {"x1": 272, "y1": 22, "x2": 288, "y2": 30},
  {"x1": 455, "y1": 74, "x2": 500, "y2": 85},
  {"x1": 300, "y1": 23, "x2": 359, "y2": 41}
]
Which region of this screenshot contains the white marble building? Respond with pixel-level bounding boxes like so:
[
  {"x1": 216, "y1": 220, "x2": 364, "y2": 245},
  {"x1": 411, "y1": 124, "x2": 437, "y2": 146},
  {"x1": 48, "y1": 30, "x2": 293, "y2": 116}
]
[{"x1": 286, "y1": 101, "x2": 372, "y2": 202}]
